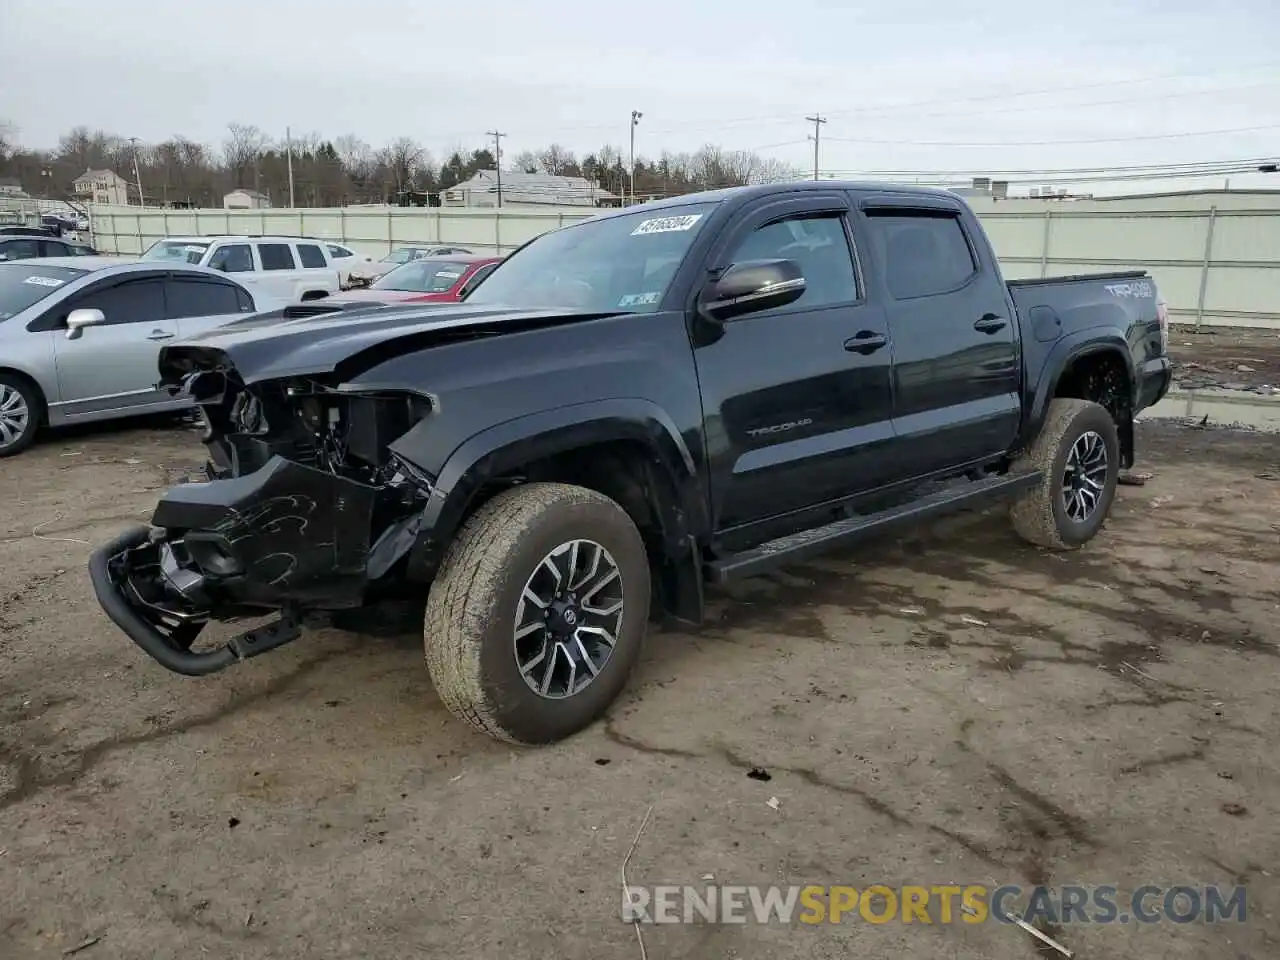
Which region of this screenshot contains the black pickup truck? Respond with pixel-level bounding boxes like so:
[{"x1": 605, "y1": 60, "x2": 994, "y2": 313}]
[{"x1": 89, "y1": 181, "x2": 1172, "y2": 744}]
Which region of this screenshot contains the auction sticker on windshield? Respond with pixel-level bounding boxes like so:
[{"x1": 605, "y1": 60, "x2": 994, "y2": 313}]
[
  {"x1": 632, "y1": 214, "x2": 703, "y2": 236},
  {"x1": 619, "y1": 292, "x2": 661, "y2": 307},
  {"x1": 23, "y1": 276, "x2": 64, "y2": 287}
]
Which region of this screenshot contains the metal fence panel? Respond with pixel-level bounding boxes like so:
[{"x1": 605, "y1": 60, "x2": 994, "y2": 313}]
[{"x1": 64, "y1": 193, "x2": 1280, "y2": 329}]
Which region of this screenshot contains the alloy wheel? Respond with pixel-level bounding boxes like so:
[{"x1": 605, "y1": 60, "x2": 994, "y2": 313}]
[
  {"x1": 513, "y1": 539, "x2": 625, "y2": 699},
  {"x1": 0, "y1": 384, "x2": 30, "y2": 450},
  {"x1": 1062, "y1": 430, "x2": 1108, "y2": 522}
]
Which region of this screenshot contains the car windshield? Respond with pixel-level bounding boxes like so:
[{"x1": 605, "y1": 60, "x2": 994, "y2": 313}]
[
  {"x1": 465, "y1": 203, "x2": 717, "y2": 313},
  {"x1": 0, "y1": 263, "x2": 85, "y2": 321},
  {"x1": 141, "y1": 240, "x2": 208, "y2": 264},
  {"x1": 381, "y1": 248, "x2": 425, "y2": 265},
  {"x1": 373, "y1": 260, "x2": 471, "y2": 293}
]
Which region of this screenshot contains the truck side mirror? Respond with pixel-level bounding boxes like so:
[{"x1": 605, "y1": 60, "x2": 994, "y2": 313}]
[{"x1": 701, "y1": 259, "x2": 806, "y2": 322}]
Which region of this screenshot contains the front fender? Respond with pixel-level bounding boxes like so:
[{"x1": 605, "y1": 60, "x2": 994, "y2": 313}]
[
  {"x1": 0, "y1": 348, "x2": 59, "y2": 415},
  {"x1": 396, "y1": 398, "x2": 705, "y2": 580}
]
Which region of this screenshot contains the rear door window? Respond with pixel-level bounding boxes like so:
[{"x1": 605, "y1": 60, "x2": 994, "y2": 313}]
[
  {"x1": 865, "y1": 212, "x2": 977, "y2": 300},
  {"x1": 296, "y1": 243, "x2": 327, "y2": 268},
  {"x1": 258, "y1": 243, "x2": 296, "y2": 271},
  {"x1": 165, "y1": 278, "x2": 243, "y2": 318}
]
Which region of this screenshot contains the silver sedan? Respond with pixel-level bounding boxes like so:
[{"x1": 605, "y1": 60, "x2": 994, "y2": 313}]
[{"x1": 0, "y1": 257, "x2": 263, "y2": 456}]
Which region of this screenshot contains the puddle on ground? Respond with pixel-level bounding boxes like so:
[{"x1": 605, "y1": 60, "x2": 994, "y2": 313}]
[{"x1": 1140, "y1": 388, "x2": 1280, "y2": 433}]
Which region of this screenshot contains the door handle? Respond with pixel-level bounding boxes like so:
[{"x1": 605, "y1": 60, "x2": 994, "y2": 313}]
[
  {"x1": 974, "y1": 314, "x2": 1007, "y2": 334},
  {"x1": 146, "y1": 329, "x2": 175, "y2": 341},
  {"x1": 844, "y1": 330, "x2": 889, "y2": 355}
]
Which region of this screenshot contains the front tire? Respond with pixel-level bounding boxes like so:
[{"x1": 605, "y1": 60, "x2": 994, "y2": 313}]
[
  {"x1": 424, "y1": 482, "x2": 651, "y2": 744},
  {"x1": 1010, "y1": 398, "x2": 1120, "y2": 550},
  {"x1": 0, "y1": 373, "x2": 41, "y2": 458}
]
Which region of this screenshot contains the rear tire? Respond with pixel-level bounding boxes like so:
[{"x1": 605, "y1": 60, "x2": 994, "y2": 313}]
[
  {"x1": 424, "y1": 482, "x2": 651, "y2": 744},
  {"x1": 0, "y1": 373, "x2": 42, "y2": 458},
  {"x1": 1010, "y1": 398, "x2": 1119, "y2": 550}
]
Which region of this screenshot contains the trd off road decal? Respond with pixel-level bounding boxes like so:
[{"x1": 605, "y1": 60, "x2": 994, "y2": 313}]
[{"x1": 1104, "y1": 280, "x2": 1153, "y2": 299}]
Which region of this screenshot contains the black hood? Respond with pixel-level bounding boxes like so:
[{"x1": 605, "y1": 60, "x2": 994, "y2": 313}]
[{"x1": 157, "y1": 302, "x2": 619, "y2": 386}]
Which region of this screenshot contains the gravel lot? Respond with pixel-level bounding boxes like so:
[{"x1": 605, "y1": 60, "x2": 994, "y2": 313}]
[
  {"x1": 1169, "y1": 324, "x2": 1280, "y2": 394},
  {"x1": 1, "y1": 415, "x2": 1277, "y2": 959}
]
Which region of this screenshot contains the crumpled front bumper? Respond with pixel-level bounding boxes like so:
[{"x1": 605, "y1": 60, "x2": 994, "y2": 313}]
[{"x1": 88, "y1": 456, "x2": 380, "y2": 676}]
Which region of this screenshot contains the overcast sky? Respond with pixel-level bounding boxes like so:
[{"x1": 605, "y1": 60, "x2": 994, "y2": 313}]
[{"x1": 3, "y1": 0, "x2": 1279, "y2": 194}]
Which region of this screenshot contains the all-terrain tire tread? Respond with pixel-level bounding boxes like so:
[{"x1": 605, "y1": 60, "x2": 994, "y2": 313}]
[
  {"x1": 1009, "y1": 398, "x2": 1106, "y2": 550},
  {"x1": 424, "y1": 482, "x2": 631, "y2": 744}
]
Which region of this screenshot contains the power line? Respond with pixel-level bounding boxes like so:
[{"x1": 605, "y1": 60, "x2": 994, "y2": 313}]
[
  {"x1": 341, "y1": 60, "x2": 1280, "y2": 145},
  {"x1": 820, "y1": 162, "x2": 1279, "y2": 188},
  {"x1": 808, "y1": 60, "x2": 1280, "y2": 125},
  {"x1": 823, "y1": 122, "x2": 1280, "y2": 148},
  {"x1": 836, "y1": 79, "x2": 1280, "y2": 125},
  {"x1": 804, "y1": 114, "x2": 827, "y2": 181},
  {"x1": 821, "y1": 156, "x2": 1280, "y2": 178}
]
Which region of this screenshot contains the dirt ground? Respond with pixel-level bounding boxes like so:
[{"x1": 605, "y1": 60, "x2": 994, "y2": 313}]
[
  {"x1": 1, "y1": 415, "x2": 1278, "y2": 960},
  {"x1": 1169, "y1": 324, "x2": 1280, "y2": 394}
]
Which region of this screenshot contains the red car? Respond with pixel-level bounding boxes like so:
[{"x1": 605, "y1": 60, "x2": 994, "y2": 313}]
[{"x1": 334, "y1": 254, "x2": 503, "y2": 305}]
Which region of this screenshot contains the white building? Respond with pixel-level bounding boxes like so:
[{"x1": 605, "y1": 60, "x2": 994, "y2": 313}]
[
  {"x1": 223, "y1": 188, "x2": 271, "y2": 210},
  {"x1": 0, "y1": 177, "x2": 26, "y2": 198},
  {"x1": 441, "y1": 170, "x2": 615, "y2": 208},
  {"x1": 73, "y1": 169, "x2": 130, "y2": 205}
]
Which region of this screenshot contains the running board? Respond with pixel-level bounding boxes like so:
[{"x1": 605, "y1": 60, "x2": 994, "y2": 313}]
[{"x1": 707, "y1": 470, "x2": 1043, "y2": 584}]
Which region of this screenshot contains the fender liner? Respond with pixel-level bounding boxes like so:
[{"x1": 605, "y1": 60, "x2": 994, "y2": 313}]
[
  {"x1": 398, "y1": 399, "x2": 707, "y2": 608},
  {"x1": 1022, "y1": 329, "x2": 1136, "y2": 458}
]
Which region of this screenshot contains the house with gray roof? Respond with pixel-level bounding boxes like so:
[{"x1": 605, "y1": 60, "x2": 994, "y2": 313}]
[{"x1": 441, "y1": 170, "x2": 617, "y2": 208}]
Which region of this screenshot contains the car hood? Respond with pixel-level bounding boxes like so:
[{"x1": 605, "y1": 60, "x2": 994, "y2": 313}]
[
  {"x1": 331, "y1": 289, "x2": 449, "y2": 303},
  {"x1": 350, "y1": 261, "x2": 398, "y2": 276},
  {"x1": 157, "y1": 302, "x2": 620, "y2": 386}
]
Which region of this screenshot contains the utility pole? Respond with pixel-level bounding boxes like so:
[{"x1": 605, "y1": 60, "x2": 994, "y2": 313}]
[
  {"x1": 286, "y1": 126, "x2": 295, "y2": 208},
  {"x1": 486, "y1": 130, "x2": 506, "y2": 208},
  {"x1": 629, "y1": 110, "x2": 643, "y2": 205},
  {"x1": 804, "y1": 114, "x2": 826, "y2": 181},
  {"x1": 127, "y1": 136, "x2": 144, "y2": 206}
]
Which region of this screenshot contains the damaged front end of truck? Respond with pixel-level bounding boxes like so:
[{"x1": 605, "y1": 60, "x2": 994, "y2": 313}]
[{"x1": 88, "y1": 341, "x2": 444, "y2": 676}]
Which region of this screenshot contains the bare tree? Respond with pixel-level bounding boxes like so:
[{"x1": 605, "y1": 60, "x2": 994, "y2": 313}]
[
  {"x1": 222, "y1": 122, "x2": 270, "y2": 188},
  {"x1": 539, "y1": 143, "x2": 576, "y2": 176},
  {"x1": 56, "y1": 126, "x2": 123, "y2": 174},
  {"x1": 153, "y1": 136, "x2": 213, "y2": 204},
  {"x1": 510, "y1": 149, "x2": 540, "y2": 174},
  {"x1": 379, "y1": 137, "x2": 425, "y2": 193},
  {"x1": 335, "y1": 134, "x2": 374, "y2": 177},
  {"x1": 0, "y1": 120, "x2": 15, "y2": 161}
]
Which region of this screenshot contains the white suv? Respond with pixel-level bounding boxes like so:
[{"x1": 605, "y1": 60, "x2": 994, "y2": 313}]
[{"x1": 140, "y1": 236, "x2": 341, "y2": 305}]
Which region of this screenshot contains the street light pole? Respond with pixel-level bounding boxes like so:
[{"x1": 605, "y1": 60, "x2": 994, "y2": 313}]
[
  {"x1": 629, "y1": 110, "x2": 643, "y2": 205},
  {"x1": 286, "y1": 126, "x2": 295, "y2": 208},
  {"x1": 127, "y1": 136, "x2": 144, "y2": 206}
]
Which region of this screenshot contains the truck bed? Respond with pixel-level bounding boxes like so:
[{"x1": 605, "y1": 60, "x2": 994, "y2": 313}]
[{"x1": 1006, "y1": 269, "x2": 1148, "y2": 288}]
